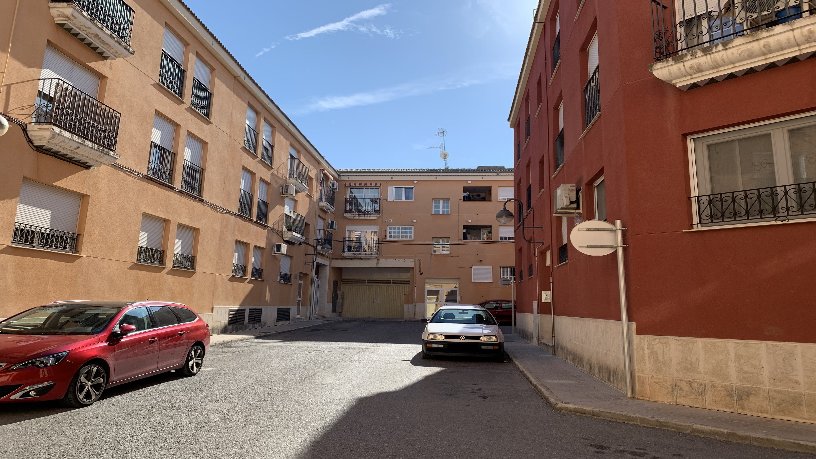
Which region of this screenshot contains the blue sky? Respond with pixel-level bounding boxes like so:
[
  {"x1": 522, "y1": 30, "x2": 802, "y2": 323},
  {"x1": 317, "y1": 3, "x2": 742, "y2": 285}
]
[{"x1": 184, "y1": 0, "x2": 537, "y2": 170}]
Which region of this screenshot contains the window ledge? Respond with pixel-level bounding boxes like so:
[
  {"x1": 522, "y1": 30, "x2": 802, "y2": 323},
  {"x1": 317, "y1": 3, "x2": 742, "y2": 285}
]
[
  {"x1": 549, "y1": 61, "x2": 560, "y2": 85},
  {"x1": 188, "y1": 105, "x2": 212, "y2": 124},
  {"x1": 552, "y1": 164, "x2": 565, "y2": 178},
  {"x1": 170, "y1": 266, "x2": 196, "y2": 272},
  {"x1": 685, "y1": 216, "x2": 816, "y2": 232},
  {"x1": 8, "y1": 244, "x2": 82, "y2": 257},
  {"x1": 135, "y1": 261, "x2": 165, "y2": 268},
  {"x1": 580, "y1": 114, "x2": 601, "y2": 139},
  {"x1": 157, "y1": 82, "x2": 185, "y2": 103}
]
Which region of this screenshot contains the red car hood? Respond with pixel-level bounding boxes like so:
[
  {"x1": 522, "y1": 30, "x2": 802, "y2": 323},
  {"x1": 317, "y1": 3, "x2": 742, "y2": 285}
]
[{"x1": 0, "y1": 334, "x2": 92, "y2": 363}]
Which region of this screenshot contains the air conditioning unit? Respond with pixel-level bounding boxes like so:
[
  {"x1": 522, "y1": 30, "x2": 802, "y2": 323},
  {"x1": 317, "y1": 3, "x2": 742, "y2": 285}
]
[
  {"x1": 327, "y1": 220, "x2": 337, "y2": 230},
  {"x1": 281, "y1": 184, "x2": 297, "y2": 197},
  {"x1": 554, "y1": 184, "x2": 579, "y2": 215},
  {"x1": 272, "y1": 243, "x2": 288, "y2": 255}
]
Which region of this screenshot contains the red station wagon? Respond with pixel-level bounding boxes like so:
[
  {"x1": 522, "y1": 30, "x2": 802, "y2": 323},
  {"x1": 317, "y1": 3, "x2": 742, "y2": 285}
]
[
  {"x1": 479, "y1": 300, "x2": 515, "y2": 326},
  {"x1": 0, "y1": 300, "x2": 210, "y2": 407}
]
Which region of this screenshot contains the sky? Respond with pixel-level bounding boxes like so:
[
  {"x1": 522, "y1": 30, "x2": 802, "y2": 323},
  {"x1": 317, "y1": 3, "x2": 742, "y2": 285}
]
[{"x1": 184, "y1": 0, "x2": 538, "y2": 170}]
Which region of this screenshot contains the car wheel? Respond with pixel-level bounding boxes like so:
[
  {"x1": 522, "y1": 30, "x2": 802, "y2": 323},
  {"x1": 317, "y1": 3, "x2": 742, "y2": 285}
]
[
  {"x1": 180, "y1": 344, "x2": 205, "y2": 376},
  {"x1": 63, "y1": 362, "x2": 107, "y2": 408}
]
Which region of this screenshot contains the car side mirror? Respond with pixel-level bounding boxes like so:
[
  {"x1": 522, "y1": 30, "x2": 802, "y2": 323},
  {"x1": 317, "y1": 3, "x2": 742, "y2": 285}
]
[{"x1": 118, "y1": 324, "x2": 137, "y2": 336}]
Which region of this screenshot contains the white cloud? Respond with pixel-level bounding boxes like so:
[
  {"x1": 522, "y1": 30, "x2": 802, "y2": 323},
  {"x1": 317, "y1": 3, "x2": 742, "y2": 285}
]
[
  {"x1": 254, "y1": 43, "x2": 278, "y2": 58},
  {"x1": 286, "y1": 4, "x2": 398, "y2": 41}
]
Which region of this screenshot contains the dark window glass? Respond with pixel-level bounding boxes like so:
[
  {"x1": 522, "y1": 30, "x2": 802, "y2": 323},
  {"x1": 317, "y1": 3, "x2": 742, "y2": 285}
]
[
  {"x1": 0, "y1": 304, "x2": 121, "y2": 335},
  {"x1": 149, "y1": 306, "x2": 180, "y2": 327},
  {"x1": 119, "y1": 307, "x2": 153, "y2": 332},
  {"x1": 171, "y1": 307, "x2": 198, "y2": 323}
]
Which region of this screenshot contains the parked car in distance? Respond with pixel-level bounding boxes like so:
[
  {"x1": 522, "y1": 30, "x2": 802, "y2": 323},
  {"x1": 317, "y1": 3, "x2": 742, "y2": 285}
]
[
  {"x1": 0, "y1": 300, "x2": 210, "y2": 407},
  {"x1": 479, "y1": 300, "x2": 514, "y2": 325},
  {"x1": 421, "y1": 305, "x2": 504, "y2": 360}
]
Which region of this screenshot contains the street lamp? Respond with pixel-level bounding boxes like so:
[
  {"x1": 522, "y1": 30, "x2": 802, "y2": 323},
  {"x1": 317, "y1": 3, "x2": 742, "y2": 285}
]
[{"x1": 494, "y1": 198, "x2": 546, "y2": 243}]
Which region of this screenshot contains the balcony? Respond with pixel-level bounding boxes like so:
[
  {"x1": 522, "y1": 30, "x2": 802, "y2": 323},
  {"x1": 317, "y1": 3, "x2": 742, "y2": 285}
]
[
  {"x1": 692, "y1": 181, "x2": 816, "y2": 227},
  {"x1": 288, "y1": 157, "x2": 310, "y2": 192},
  {"x1": 137, "y1": 246, "x2": 164, "y2": 266},
  {"x1": 256, "y1": 199, "x2": 269, "y2": 225},
  {"x1": 344, "y1": 197, "x2": 381, "y2": 219},
  {"x1": 316, "y1": 230, "x2": 333, "y2": 254},
  {"x1": 181, "y1": 160, "x2": 204, "y2": 197},
  {"x1": 49, "y1": 0, "x2": 134, "y2": 59},
  {"x1": 583, "y1": 67, "x2": 600, "y2": 128},
  {"x1": 147, "y1": 142, "x2": 175, "y2": 185},
  {"x1": 283, "y1": 212, "x2": 306, "y2": 244},
  {"x1": 251, "y1": 267, "x2": 264, "y2": 280},
  {"x1": 261, "y1": 138, "x2": 273, "y2": 165},
  {"x1": 279, "y1": 272, "x2": 292, "y2": 284},
  {"x1": 159, "y1": 51, "x2": 185, "y2": 99},
  {"x1": 191, "y1": 78, "x2": 212, "y2": 118},
  {"x1": 649, "y1": 0, "x2": 816, "y2": 89},
  {"x1": 232, "y1": 263, "x2": 246, "y2": 278},
  {"x1": 29, "y1": 78, "x2": 121, "y2": 167},
  {"x1": 238, "y1": 189, "x2": 253, "y2": 218},
  {"x1": 319, "y1": 183, "x2": 337, "y2": 212},
  {"x1": 342, "y1": 238, "x2": 379, "y2": 258},
  {"x1": 244, "y1": 124, "x2": 258, "y2": 154},
  {"x1": 12, "y1": 222, "x2": 79, "y2": 254},
  {"x1": 172, "y1": 252, "x2": 195, "y2": 271}
]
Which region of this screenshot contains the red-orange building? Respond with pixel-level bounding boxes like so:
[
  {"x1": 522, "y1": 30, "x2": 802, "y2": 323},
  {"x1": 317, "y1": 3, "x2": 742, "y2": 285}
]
[{"x1": 510, "y1": 0, "x2": 816, "y2": 422}]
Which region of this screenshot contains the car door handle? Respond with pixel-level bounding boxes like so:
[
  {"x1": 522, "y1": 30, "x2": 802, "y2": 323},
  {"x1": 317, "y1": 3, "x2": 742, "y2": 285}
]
[{"x1": 148, "y1": 337, "x2": 158, "y2": 343}]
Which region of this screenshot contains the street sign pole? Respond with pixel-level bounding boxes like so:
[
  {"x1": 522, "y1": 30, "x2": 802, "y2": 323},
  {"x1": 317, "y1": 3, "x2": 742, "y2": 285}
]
[
  {"x1": 511, "y1": 275, "x2": 516, "y2": 335},
  {"x1": 615, "y1": 220, "x2": 633, "y2": 398}
]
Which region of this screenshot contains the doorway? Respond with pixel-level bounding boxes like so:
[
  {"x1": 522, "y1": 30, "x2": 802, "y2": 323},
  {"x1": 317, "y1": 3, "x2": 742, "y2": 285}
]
[{"x1": 424, "y1": 280, "x2": 459, "y2": 318}]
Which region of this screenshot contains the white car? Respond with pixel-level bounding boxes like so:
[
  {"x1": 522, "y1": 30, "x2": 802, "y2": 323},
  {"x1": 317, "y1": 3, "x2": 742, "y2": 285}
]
[{"x1": 421, "y1": 305, "x2": 505, "y2": 360}]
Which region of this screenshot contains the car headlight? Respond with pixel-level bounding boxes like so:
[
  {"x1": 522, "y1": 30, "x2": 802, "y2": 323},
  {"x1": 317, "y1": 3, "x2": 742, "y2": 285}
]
[
  {"x1": 426, "y1": 333, "x2": 445, "y2": 341},
  {"x1": 480, "y1": 335, "x2": 498, "y2": 342},
  {"x1": 10, "y1": 351, "x2": 69, "y2": 370}
]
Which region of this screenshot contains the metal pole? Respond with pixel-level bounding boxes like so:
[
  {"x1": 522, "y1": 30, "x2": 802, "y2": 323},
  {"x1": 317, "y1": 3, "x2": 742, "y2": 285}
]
[
  {"x1": 615, "y1": 220, "x2": 633, "y2": 398},
  {"x1": 511, "y1": 275, "x2": 516, "y2": 335}
]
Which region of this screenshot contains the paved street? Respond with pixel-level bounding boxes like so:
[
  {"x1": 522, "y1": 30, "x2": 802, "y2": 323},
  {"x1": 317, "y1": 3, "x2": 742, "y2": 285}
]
[{"x1": 0, "y1": 321, "x2": 808, "y2": 459}]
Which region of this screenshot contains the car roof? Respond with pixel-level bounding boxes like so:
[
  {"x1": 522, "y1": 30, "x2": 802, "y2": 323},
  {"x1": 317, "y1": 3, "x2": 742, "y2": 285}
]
[
  {"x1": 50, "y1": 300, "x2": 189, "y2": 308},
  {"x1": 438, "y1": 304, "x2": 482, "y2": 310}
]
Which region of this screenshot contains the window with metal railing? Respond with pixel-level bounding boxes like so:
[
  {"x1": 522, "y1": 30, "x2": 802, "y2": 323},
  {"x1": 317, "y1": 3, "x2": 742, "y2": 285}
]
[
  {"x1": 12, "y1": 222, "x2": 79, "y2": 254},
  {"x1": 159, "y1": 51, "x2": 185, "y2": 98},
  {"x1": 244, "y1": 124, "x2": 258, "y2": 153},
  {"x1": 261, "y1": 138, "x2": 273, "y2": 165},
  {"x1": 555, "y1": 129, "x2": 565, "y2": 169},
  {"x1": 251, "y1": 267, "x2": 264, "y2": 280},
  {"x1": 59, "y1": 0, "x2": 135, "y2": 47},
  {"x1": 232, "y1": 263, "x2": 246, "y2": 278},
  {"x1": 191, "y1": 78, "x2": 212, "y2": 118},
  {"x1": 238, "y1": 189, "x2": 253, "y2": 218},
  {"x1": 256, "y1": 199, "x2": 269, "y2": 225},
  {"x1": 584, "y1": 67, "x2": 600, "y2": 128},
  {"x1": 172, "y1": 252, "x2": 195, "y2": 271},
  {"x1": 181, "y1": 160, "x2": 204, "y2": 197},
  {"x1": 137, "y1": 246, "x2": 164, "y2": 266},
  {"x1": 558, "y1": 243, "x2": 568, "y2": 264},
  {"x1": 288, "y1": 156, "x2": 309, "y2": 186},
  {"x1": 147, "y1": 142, "x2": 175, "y2": 184},
  {"x1": 344, "y1": 197, "x2": 381, "y2": 216}
]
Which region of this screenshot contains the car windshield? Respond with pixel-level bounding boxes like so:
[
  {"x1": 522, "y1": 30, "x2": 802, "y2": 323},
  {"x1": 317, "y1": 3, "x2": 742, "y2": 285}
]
[
  {"x1": 430, "y1": 309, "x2": 497, "y2": 325},
  {"x1": 0, "y1": 304, "x2": 121, "y2": 335}
]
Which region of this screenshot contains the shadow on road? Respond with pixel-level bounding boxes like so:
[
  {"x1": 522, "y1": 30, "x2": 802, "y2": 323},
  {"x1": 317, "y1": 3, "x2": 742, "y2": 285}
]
[{"x1": 255, "y1": 320, "x2": 427, "y2": 345}]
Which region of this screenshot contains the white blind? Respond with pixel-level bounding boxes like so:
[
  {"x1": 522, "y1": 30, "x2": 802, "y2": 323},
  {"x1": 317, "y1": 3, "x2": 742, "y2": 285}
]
[
  {"x1": 40, "y1": 46, "x2": 100, "y2": 97},
  {"x1": 174, "y1": 224, "x2": 194, "y2": 255},
  {"x1": 675, "y1": 0, "x2": 717, "y2": 20},
  {"x1": 284, "y1": 198, "x2": 296, "y2": 215},
  {"x1": 234, "y1": 241, "x2": 247, "y2": 265},
  {"x1": 241, "y1": 169, "x2": 252, "y2": 191},
  {"x1": 588, "y1": 33, "x2": 599, "y2": 77},
  {"x1": 139, "y1": 214, "x2": 164, "y2": 249},
  {"x1": 246, "y1": 106, "x2": 257, "y2": 128},
  {"x1": 259, "y1": 180, "x2": 269, "y2": 200},
  {"x1": 183, "y1": 135, "x2": 204, "y2": 165},
  {"x1": 499, "y1": 226, "x2": 514, "y2": 240},
  {"x1": 163, "y1": 28, "x2": 185, "y2": 63},
  {"x1": 280, "y1": 255, "x2": 292, "y2": 274},
  {"x1": 263, "y1": 121, "x2": 273, "y2": 142},
  {"x1": 498, "y1": 186, "x2": 514, "y2": 201},
  {"x1": 558, "y1": 102, "x2": 564, "y2": 130},
  {"x1": 472, "y1": 266, "x2": 493, "y2": 283},
  {"x1": 16, "y1": 180, "x2": 81, "y2": 232},
  {"x1": 151, "y1": 114, "x2": 175, "y2": 150},
  {"x1": 316, "y1": 218, "x2": 324, "y2": 231},
  {"x1": 193, "y1": 57, "x2": 211, "y2": 87},
  {"x1": 252, "y1": 246, "x2": 262, "y2": 269}
]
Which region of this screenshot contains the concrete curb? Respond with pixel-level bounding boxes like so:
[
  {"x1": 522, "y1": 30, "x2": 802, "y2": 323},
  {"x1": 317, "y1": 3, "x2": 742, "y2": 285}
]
[
  {"x1": 210, "y1": 320, "x2": 326, "y2": 346},
  {"x1": 510, "y1": 355, "x2": 816, "y2": 455}
]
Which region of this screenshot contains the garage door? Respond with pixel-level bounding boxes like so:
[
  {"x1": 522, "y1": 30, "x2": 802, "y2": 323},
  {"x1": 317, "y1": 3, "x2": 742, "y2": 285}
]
[{"x1": 341, "y1": 280, "x2": 408, "y2": 319}]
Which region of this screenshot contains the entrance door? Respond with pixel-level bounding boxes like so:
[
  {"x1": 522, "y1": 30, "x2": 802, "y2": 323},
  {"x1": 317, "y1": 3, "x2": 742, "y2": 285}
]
[
  {"x1": 296, "y1": 273, "x2": 305, "y2": 318},
  {"x1": 424, "y1": 280, "x2": 459, "y2": 318}
]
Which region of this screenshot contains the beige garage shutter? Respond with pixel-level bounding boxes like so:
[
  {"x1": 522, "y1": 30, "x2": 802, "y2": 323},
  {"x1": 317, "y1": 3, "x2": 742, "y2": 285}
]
[
  {"x1": 341, "y1": 281, "x2": 408, "y2": 319},
  {"x1": 15, "y1": 180, "x2": 82, "y2": 232}
]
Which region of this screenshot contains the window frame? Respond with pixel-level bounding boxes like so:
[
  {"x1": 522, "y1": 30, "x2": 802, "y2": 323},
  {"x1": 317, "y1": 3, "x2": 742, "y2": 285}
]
[
  {"x1": 431, "y1": 198, "x2": 451, "y2": 215},
  {"x1": 593, "y1": 176, "x2": 606, "y2": 221},
  {"x1": 386, "y1": 225, "x2": 414, "y2": 240},
  {"x1": 390, "y1": 186, "x2": 414, "y2": 201},
  {"x1": 432, "y1": 237, "x2": 451, "y2": 255}
]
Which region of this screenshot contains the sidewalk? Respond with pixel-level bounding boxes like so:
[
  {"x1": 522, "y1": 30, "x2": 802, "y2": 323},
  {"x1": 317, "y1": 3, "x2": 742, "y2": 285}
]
[
  {"x1": 209, "y1": 320, "x2": 325, "y2": 346},
  {"x1": 504, "y1": 335, "x2": 816, "y2": 454}
]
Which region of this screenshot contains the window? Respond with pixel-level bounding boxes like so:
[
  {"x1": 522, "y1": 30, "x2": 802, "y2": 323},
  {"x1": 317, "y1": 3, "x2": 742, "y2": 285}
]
[
  {"x1": 257, "y1": 180, "x2": 269, "y2": 225},
  {"x1": 558, "y1": 217, "x2": 569, "y2": 264},
  {"x1": 387, "y1": 225, "x2": 414, "y2": 240},
  {"x1": 137, "y1": 214, "x2": 165, "y2": 266},
  {"x1": 472, "y1": 266, "x2": 493, "y2": 283},
  {"x1": 182, "y1": 134, "x2": 204, "y2": 197},
  {"x1": 500, "y1": 266, "x2": 515, "y2": 280},
  {"x1": 40, "y1": 46, "x2": 100, "y2": 98},
  {"x1": 160, "y1": 28, "x2": 185, "y2": 98},
  {"x1": 498, "y1": 187, "x2": 514, "y2": 201},
  {"x1": 118, "y1": 307, "x2": 152, "y2": 331},
  {"x1": 691, "y1": 115, "x2": 816, "y2": 225},
  {"x1": 261, "y1": 121, "x2": 274, "y2": 165},
  {"x1": 148, "y1": 114, "x2": 176, "y2": 184},
  {"x1": 594, "y1": 177, "x2": 606, "y2": 221},
  {"x1": 239, "y1": 169, "x2": 253, "y2": 218},
  {"x1": 584, "y1": 33, "x2": 600, "y2": 127},
  {"x1": 148, "y1": 306, "x2": 179, "y2": 328},
  {"x1": 172, "y1": 224, "x2": 196, "y2": 270},
  {"x1": 389, "y1": 186, "x2": 414, "y2": 201},
  {"x1": 13, "y1": 180, "x2": 81, "y2": 253},
  {"x1": 432, "y1": 237, "x2": 451, "y2": 255},
  {"x1": 279, "y1": 255, "x2": 292, "y2": 283},
  {"x1": 552, "y1": 12, "x2": 561, "y2": 73},
  {"x1": 191, "y1": 57, "x2": 212, "y2": 118},
  {"x1": 555, "y1": 102, "x2": 565, "y2": 168},
  {"x1": 462, "y1": 186, "x2": 492, "y2": 201},
  {"x1": 233, "y1": 241, "x2": 248, "y2": 277},
  {"x1": 432, "y1": 198, "x2": 450, "y2": 214},
  {"x1": 244, "y1": 106, "x2": 258, "y2": 153},
  {"x1": 498, "y1": 226, "x2": 514, "y2": 241},
  {"x1": 463, "y1": 225, "x2": 492, "y2": 241},
  {"x1": 171, "y1": 307, "x2": 198, "y2": 323},
  {"x1": 251, "y1": 246, "x2": 264, "y2": 280}
]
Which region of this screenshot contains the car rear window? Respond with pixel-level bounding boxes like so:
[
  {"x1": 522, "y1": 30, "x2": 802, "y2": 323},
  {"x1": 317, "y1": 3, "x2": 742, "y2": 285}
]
[
  {"x1": 171, "y1": 307, "x2": 198, "y2": 323},
  {"x1": 149, "y1": 306, "x2": 180, "y2": 327}
]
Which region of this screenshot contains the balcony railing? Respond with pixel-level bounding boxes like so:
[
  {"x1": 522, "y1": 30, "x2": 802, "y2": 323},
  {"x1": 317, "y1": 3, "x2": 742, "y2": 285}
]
[
  {"x1": 137, "y1": 246, "x2": 164, "y2": 266},
  {"x1": 555, "y1": 129, "x2": 564, "y2": 169},
  {"x1": 558, "y1": 243, "x2": 568, "y2": 264},
  {"x1": 181, "y1": 160, "x2": 204, "y2": 197},
  {"x1": 320, "y1": 183, "x2": 337, "y2": 210},
  {"x1": 692, "y1": 181, "x2": 816, "y2": 226},
  {"x1": 584, "y1": 67, "x2": 600, "y2": 127},
  {"x1": 251, "y1": 267, "x2": 264, "y2": 280},
  {"x1": 244, "y1": 124, "x2": 258, "y2": 153},
  {"x1": 279, "y1": 272, "x2": 292, "y2": 284},
  {"x1": 12, "y1": 222, "x2": 79, "y2": 253},
  {"x1": 288, "y1": 157, "x2": 310, "y2": 188},
  {"x1": 159, "y1": 50, "x2": 185, "y2": 98},
  {"x1": 55, "y1": 0, "x2": 134, "y2": 46},
  {"x1": 261, "y1": 138, "x2": 273, "y2": 165},
  {"x1": 316, "y1": 230, "x2": 334, "y2": 252},
  {"x1": 238, "y1": 189, "x2": 253, "y2": 218},
  {"x1": 172, "y1": 252, "x2": 195, "y2": 271},
  {"x1": 147, "y1": 142, "x2": 175, "y2": 184},
  {"x1": 232, "y1": 263, "x2": 246, "y2": 278},
  {"x1": 256, "y1": 199, "x2": 269, "y2": 225},
  {"x1": 284, "y1": 212, "x2": 306, "y2": 236},
  {"x1": 191, "y1": 78, "x2": 212, "y2": 118},
  {"x1": 344, "y1": 197, "x2": 381, "y2": 217},
  {"x1": 650, "y1": 0, "x2": 812, "y2": 60},
  {"x1": 33, "y1": 78, "x2": 121, "y2": 152},
  {"x1": 552, "y1": 32, "x2": 561, "y2": 71},
  {"x1": 343, "y1": 238, "x2": 379, "y2": 257}
]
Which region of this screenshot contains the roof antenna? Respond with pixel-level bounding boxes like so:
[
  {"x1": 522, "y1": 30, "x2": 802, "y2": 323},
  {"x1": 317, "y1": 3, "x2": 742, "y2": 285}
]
[{"x1": 427, "y1": 128, "x2": 449, "y2": 169}]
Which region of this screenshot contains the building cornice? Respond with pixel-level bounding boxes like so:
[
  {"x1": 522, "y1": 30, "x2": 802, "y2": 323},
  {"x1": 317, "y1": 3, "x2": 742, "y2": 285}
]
[{"x1": 508, "y1": 0, "x2": 550, "y2": 126}]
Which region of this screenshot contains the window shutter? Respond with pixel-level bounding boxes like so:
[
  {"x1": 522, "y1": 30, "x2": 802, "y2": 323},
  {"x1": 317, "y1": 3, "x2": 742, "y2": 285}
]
[
  {"x1": 280, "y1": 255, "x2": 292, "y2": 274},
  {"x1": 259, "y1": 180, "x2": 269, "y2": 200},
  {"x1": 193, "y1": 57, "x2": 211, "y2": 87},
  {"x1": 183, "y1": 135, "x2": 204, "y2": 166},
  {"x1": 263, "y1": 121, "x2": 273, "y2": 142},
  {"x1": 15, "y1": 180, "x2": 81, "y2": 232},
  {"x1": 151, "y1": 115, "x2": 175, "y2": 150},
  {"x1": 174, "y1": 224, "x2": 194, "y2": 255},
  {"x1": 472, "y1": 266, "x2": 493, "y2": 283},
  {"x1": 587, "y1": 34, "x2": 599, "y2": 77},
  {"x1": 499, "y1": 226, "x2": 514, "y2": 240},
  {"x1": 387, "y1": 187, "x2": 395, "y2": 201},
  {"x1": 558, "y1": 102, "x2": 564, "y2": 130},
  {"x1": 234, "y1": 241, "x2": 246, "y2": 265},
  {"x1": 245, "y1": 106, "x2": 257, "y2": 128},
  {"x1": 284, "y1": 198, "x2": 296, "y2": 214},
  {"x1": 241, "y1": 169, "x2": 252, "y2": 191},
  {"x1": 40, "y1": 46, "x2": 100, "y2": 97},
  {"x1": 139, "y1": 215, "x2": 164, "y2": 249},
  {"x1": 163, "y1": 28, "x2": 185, "y2": 64},
  {"x1": 498, "y1": 186, "x2": 514, "y2": 201},
  {"x1": 252, "y1": 246, "x2": 262, "y2": 269}
]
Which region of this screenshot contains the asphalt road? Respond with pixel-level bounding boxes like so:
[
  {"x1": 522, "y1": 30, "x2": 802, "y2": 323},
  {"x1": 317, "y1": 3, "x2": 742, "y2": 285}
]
[{"x1": 0, "y1": 321, "x2": 808, "y2": 459}]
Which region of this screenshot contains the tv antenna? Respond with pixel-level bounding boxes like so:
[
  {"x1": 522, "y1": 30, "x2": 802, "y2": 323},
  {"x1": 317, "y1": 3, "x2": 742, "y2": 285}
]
[{"x1": 427, "y1": 128, "x2": 449, "y2": 169}]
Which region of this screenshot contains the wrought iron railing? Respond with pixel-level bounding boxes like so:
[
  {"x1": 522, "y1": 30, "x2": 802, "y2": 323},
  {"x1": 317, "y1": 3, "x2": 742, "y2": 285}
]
[
  {"x1": 288, "y1": 157, "x2": 310, "y2": 187},
  {"x1": 191, "y1": 78, "x2": 212, "y2": 118},
  {"x1": 256, "y1": 199, "x2": 269, "y2": 225},
  {"x1": 251, "y1": 267, "x2": 264, "y2": 280},
  {"x1": 12, "y1": 222, "x2": 79, "y2": 253},
  {"x1": 244, "y1": 124, "x2": 258, "y2": 153},
  {"x1": 55, "y1": 0, "x2": 135, "y2": 46},
  {"x1": 584, "y1": 67, "x2": 600, "y2": 127},
  {"x1": 279, "y1": 272, "x2": 292, "y2": 284},
  {"x1": 181, "y1": 160, "x2": 204, "y2": 197},
  {"x1": 649, "y1": 0, "x2": 812, "y2": 60},
  {"x1": 552, "y1": 32, "x2": 561, "y2": 71},
  {"x1": 159, "y1": 51, "x2": 185, "y2": 98},
  {"x1": 137, "y1": 246, "x2": 164, "y2": 266},
  {"x1": 33, "y1": 78, "x2": 121, "y2": 152},
  {"x1": 692, "y1": 181, "x2": 816, "y2": 226},
  {"x1": 238, "y1": 189, "x2": 253, "y2": 218},
  {"x1": 316, "y1": 230, "x2": 334, "y2": 252},
  {"x1": 147, "y1": 142, "x2": 175, "y2": 184},
  {"x1": 232, "y1": 263, "x2": 246, "y2": 277},
  {"x1": 284, "y1": 212, "x2": 306, "y2": 236},
  {"x1": 343, "y1": 238, "x2": 379, "y2": 256},
  {"x1": 261, "y1": 138, "x2": 273, "y2": 164},
  {"x1": 320, "y1": 182, "x2": 337, "y2": 209},
  {"x1": 555, "y1": 129, "x2": 564, "y2": 168},
  {"x1": 344, "y1": 197, "x2": 381, "y2": 216},
  {"x1": 172, "y1": 252, "x2": 195, "y2": 270},
  {"x1": 558, "y1": 243, "x2": 568, "y2": 264}
]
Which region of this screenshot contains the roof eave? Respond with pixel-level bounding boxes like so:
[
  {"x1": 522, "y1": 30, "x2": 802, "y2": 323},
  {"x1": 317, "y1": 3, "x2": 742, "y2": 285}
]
[{"x1": 508, "y1": 0, "x2": 551, "y2": 126}]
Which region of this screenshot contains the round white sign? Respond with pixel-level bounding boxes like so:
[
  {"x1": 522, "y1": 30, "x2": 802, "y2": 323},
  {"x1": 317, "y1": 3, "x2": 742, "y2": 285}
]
[{"x1": 570, "y1": 220, "x2": 617, "y2": 257}]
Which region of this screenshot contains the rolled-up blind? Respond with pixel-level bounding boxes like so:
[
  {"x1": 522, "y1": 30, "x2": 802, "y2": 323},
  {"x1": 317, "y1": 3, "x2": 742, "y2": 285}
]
[
  {"x1": 16, "y1": 180, "x2": 82, "y2": 232},
  {"x1": 151, "y1": 114, "x2": 175, "y2": 150},
  {"x1": 139, "y1": 214, "x2": 164, "y2": 249},
  {"x1": 253, "y1": 246, "x2": 262, "y2": 269},
  {"x1": 163, "y1": 28, "x2": 185, "y2": 64},
  {"x1": 184, "y1": 135, "x2": 204, "y2": 166},
  {"x1": 40, "y1": 46, "x2": 100, "y2": 97},
  {"x1": 587, "y1": 33, "x2": 599, "y2": 77},
  {"x1": 193, "y1": 57, "x2": 211, "y2": 87},
  {"x1": 174, "y1": 224, "x2": 194, "y2": 255}
]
